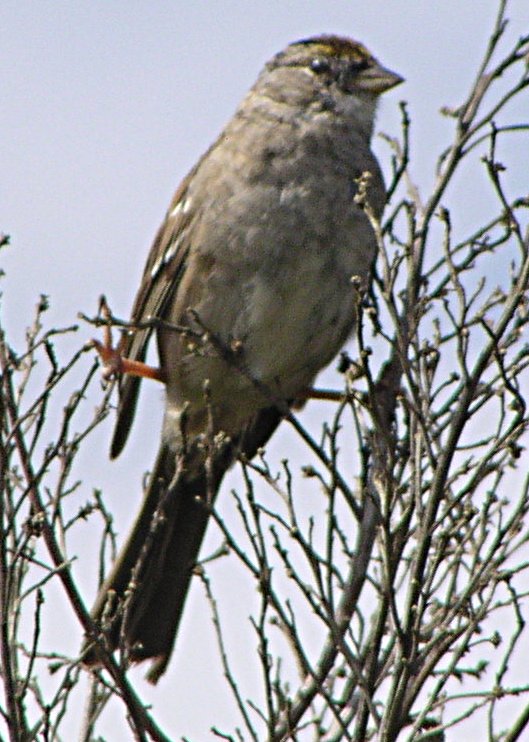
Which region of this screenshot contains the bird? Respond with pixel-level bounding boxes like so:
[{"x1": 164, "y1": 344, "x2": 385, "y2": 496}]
[{"x1": 85, "y1": 34, "x2": 403, "y2": 683}]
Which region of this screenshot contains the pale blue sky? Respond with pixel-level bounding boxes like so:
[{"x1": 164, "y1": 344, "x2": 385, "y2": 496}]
[{"x1": 1, "y1": 3, "x2": 528, "y2": 739}]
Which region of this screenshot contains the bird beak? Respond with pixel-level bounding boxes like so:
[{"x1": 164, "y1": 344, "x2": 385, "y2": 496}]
[{"x1": 357, "y1": 62, "x2": 404, "y2": 94}]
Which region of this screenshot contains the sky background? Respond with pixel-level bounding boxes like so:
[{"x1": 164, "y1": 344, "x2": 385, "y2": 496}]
[{"x1": 1, "y1": 2, "x2": 528, "y2": 740}]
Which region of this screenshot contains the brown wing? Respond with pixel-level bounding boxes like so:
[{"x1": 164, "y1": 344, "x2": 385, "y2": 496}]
[{"x1": 110, "y1": 172, "x2": 197, "y2": 459}]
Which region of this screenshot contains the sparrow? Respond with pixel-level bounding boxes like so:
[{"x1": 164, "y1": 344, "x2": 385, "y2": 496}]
[{"x1": 85, "y1": 34, "x2": 402, "y2": 682}]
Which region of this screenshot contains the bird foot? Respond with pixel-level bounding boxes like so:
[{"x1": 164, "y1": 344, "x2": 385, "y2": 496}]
[
  {"x1": 298, "y1": 387, "x2": 346, "y2": 403},
  {"x1": 92, "y1": 297, "x2": 166, "y2": 383}
]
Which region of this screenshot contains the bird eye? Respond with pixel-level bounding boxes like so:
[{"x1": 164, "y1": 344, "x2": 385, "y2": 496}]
[{"x1": 310, "y1": 58, "x2": 331, "y2": 74}]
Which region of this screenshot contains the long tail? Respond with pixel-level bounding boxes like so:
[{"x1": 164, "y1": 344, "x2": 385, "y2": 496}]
[{"x1": 85, "y1": 406, "x2": 282, "y2": 682}]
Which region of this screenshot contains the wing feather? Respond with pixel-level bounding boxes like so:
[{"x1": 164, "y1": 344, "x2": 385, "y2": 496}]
[{"x1": 110, "y1": 174, "x2": 196, "y2": 458}]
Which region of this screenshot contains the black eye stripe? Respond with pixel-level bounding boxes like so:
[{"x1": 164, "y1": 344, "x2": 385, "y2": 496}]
[{"x1": 348, "y1": 58, "x2": 370, "y2": 73}]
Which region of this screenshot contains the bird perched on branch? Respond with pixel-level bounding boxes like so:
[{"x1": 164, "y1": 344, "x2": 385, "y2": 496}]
[{"x1": 85, "y1": 34, "x2": 402, "y2": 682}]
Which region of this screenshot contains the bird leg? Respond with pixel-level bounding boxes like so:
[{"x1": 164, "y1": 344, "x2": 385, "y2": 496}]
[
  {"x1": 297, "y1": 387, "x2": 346, "y2": 403},
  {"x1": 298, "y1": 361, "x2": 364, "y2": 403},
  {"x1": 93, "y1": 336, "x2": 166, "y2": 383},
  {"x1": 92, "y1": 297, "x2": 166, "y2": 383}
]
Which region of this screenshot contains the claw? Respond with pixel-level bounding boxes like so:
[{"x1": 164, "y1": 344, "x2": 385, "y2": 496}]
[{"x1": 93, "y1": 297, "x2": 166, "y2": 383}]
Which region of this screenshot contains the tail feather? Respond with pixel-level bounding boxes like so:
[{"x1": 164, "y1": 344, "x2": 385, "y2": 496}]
[
  {"x1": 86, "y1": 442, "x2": 230, "y2": 681},
  {"x1": 86, "y1": 406, "x2": 283, "y2": 681}
]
